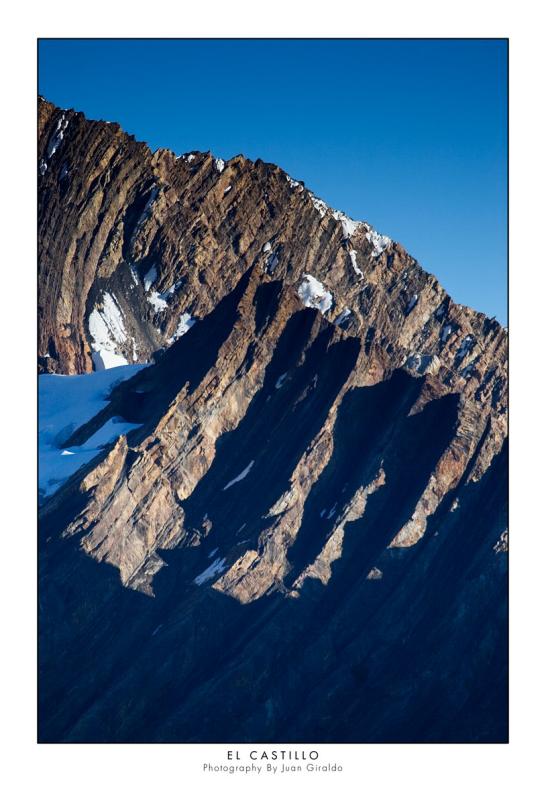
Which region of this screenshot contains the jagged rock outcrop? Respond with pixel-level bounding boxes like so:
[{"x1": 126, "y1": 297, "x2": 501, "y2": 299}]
[{"x1": 38, "y1": 97, "x2": 508, "y2": 743}]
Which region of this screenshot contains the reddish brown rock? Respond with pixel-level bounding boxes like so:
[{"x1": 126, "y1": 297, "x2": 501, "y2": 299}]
[{"x1": 38, "y1": 98, "x2": 507, "y2": 744}]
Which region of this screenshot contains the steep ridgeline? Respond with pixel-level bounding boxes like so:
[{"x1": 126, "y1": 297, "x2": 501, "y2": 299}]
[{"x1": 38, "y1": 98, "x2": 508, "y2": 743}]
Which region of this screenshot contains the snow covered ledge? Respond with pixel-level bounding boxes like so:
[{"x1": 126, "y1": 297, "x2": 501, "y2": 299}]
[
  {"x1": 88, "y1": 292, "x2": 130, "y2": 370},
  {"x1": 39, "y1": 364, "x2": 145, "y2": 499},
  {"x1": 297, "y1": 274, "x2": 333, "y2": 314}
]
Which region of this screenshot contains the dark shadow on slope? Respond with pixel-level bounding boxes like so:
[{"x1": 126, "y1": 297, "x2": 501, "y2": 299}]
[
  {"x1": 147, "y1": 443, "x2": 506, "y2": 744},
  {"x1": 390, "y1": 439, "x2": 508, "y2": 742},
  {"x1": 286, "y1": 369, "x2": 426, "y2": 579},
  {"x1": 178, "y1": 314, "x2": 361, "y2": 554},
  {"x1": 67, "y1": 265, "x2": 254, "y2": 447},
  {"x1": 149, "y1": 441, "x2": 505, "y2": 745},
  {"x1": 121, "y1": 181, "x2": 157, "y2": 262},
  {"x1": 39, "y1": 425, "x2": 506, "y2": 744},
  {"x1": 318, "y1": 389, "x2": 460, "y2": 601},
  {"x1": 317, "y1": 440, "x2": 508, "y2": 744},
  {"x1": 254, "y1": 280, "x2": 283, "y2": 336}
]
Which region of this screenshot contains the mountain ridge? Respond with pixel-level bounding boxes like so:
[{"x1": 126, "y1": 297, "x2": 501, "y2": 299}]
[
  {"x1": 38, "y1": 94, "x2": 506, "y2": 331},
  {"x1": 38, "y1": 96, "x2": 505, "y2": 373},
  {"x1": 38, "y1": 96, "x2": 507, "y2": 743}
]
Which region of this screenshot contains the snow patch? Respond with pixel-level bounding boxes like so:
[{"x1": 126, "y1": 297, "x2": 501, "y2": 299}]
[
  {"x1": 162, "y1": 280, "x2": 183, "y2": 298},
  {"x1": 39, "y1": 365, "x2": 145, "y2": 498},
  {"x1": 262, "y1": 241, "x2": 272, "y2": 253},
  {"x1": 348, "y1": 249, "x2": 363, "y2": 277},
  {"x1": 148, "y1": 278, "x2": 184, "y2": 313},
  {"x1": 286, "y1": 175, "x2": 304, "y2": 192},
  {"x1": 92, "y1": 351, "x2": 129, "y2": 370},
  {"x1": 364, "y1": 226, "x2": 391, "y2": 257},
  {"x1": 332, "y1": 209, "x2": 361, "y2": 239},
  {"x1": 275, "y1": 373, "x2": 288, "y2": 390},
  {"x1": 98, "y1": 293, "x2": 126, "y2": 342},
  {"x1": 308, "y1": 193, "x2": 373, "y2": 246},
  {"x1": 143, "y1": 265, "x2": 158, "y2": 292},
  {"x1": 88, "y1": 293, "x2": 128, "y2": 370},
  {"x1": 297, "y1": 274, "x2": 333, "y2": 313},
  {"x1": 194, "y1": 557, "x2": 227, "y2": 586},
  {"x1": 46, "y1": 113, "x2": 69, "y2": 159},
  {"x1": 366, "y1": 567, "x2": 383, "y2": 581},
  {"x1": 223, "y1": 185, "x2": 232, "y2": 195},
  {"x1": 310, "y1": 194, "x2": 329, "y2": 218},
  {"x1": 167, "y1": 313, "x2": 195, "y2": 343},
  {"x1": 215, "y1": 158, "x2": 225, "y2": 173},
  {"x1": 405, "y1": 353, "x2": 438, "y2": 375},
  {"x1": 130, "y1": 265, "x2": 140, "y2": 286},
  {"x1": 334, "y1": 308, "x2": 352, "y2": 328},
  {"x1": 493, "y1": 531, "x2": 508, "y2": 554},
  {"x1": 84, "y1": 416, "x2": 141, "y2": 449},
  {"x1": 148, "y1": 291, "x2": 168, "y2": 313},
  {"x1": 223, "y1": 461, "x2": 255, "y2": 491}
]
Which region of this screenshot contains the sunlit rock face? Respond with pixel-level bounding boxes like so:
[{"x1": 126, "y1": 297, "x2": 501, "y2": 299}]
[{"x1": 38, "y1": 98, "x2": 507, "y2": 744}]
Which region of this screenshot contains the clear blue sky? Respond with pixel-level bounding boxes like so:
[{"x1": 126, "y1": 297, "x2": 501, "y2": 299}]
[{"x1": 39, "y1": 39, "x2": 507, "y2": 322}]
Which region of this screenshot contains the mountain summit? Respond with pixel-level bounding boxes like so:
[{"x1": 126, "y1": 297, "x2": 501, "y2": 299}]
[{"x1": 38, "y1": 97, "x2": 507, "y2": 743}]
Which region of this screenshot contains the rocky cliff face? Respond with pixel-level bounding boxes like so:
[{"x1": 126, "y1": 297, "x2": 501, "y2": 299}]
[{"x1": 38, "y1": 97, "x2": 508, "y2": 743}]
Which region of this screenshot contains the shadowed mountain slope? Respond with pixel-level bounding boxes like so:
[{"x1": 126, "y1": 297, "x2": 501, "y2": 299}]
[{"x1": 38, "y1": 98, "x2": 507, "y2": 743}]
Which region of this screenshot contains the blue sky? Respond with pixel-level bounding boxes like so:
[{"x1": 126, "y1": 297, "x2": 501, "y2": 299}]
[{"x1": 39, "y1": 39, "x2": 507, "y2": 322}]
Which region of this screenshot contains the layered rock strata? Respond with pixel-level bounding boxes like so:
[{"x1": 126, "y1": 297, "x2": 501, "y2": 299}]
[{"x1": 38, "y1": 98, "x2": 508, "y2": 743}]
